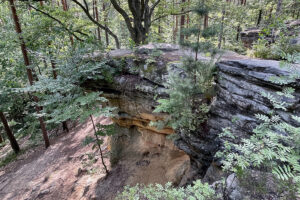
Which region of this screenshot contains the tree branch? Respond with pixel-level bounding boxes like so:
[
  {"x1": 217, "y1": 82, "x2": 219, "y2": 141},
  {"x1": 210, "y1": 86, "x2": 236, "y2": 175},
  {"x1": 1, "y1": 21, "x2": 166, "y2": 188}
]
[
  {"x1": 151, "y1": 10, "x2": 192, "y2": 23},
  {"x1": 150, "y1": 0, "x2": 161, "y2": 16},
  {"x1": 110, "y1": 0, "x2": 134, "y2": 35},
  {"x1": 71, "y1": 0, "x2": 120, "y2": 48},
  {"x1": 29, "y1": 5, "x2": 85, "y2": 42}
]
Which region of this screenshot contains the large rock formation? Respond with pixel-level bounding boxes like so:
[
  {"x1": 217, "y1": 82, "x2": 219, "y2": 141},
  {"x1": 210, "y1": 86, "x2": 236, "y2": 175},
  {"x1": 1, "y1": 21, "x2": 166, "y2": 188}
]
[
  {"x1": 84, "y1": 44, "x2": 299, "y2": 189},
  {"x1": 201, "y1": 59, "x2": 300, "y2": 199},
  {"x1": 84, "y1": 44, "x2": 193, "y2": 185}
]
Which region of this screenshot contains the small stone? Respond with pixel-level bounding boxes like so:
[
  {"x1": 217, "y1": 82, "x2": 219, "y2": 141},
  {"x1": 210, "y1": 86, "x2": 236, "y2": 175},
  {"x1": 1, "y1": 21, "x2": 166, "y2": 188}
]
[
  {"x1": 37, "y1": 189, "x2": 50, "y2": 198},
  {"x1": 76, "y1": 168, "x2": 87, "y2": 177},
  {"x1": 136, "y1": 160, "x2": 150, "y2": 166}
]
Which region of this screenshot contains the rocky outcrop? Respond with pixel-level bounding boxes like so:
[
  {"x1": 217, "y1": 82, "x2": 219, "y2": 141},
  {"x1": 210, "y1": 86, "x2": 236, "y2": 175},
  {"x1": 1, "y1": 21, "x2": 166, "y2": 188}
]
[
  {"x1": 176, "y1": 59, "x2": 300, "y2": 186},
  {"x1": 240, "y1": 28, "x2": 264, "y2": 48},
  {"x1": 84, "y1": 44, "x2": 299, "y2": 189},
  {"x1": 84, "y1": 44, "x2": 194, "y2": 185},
  {"x1": 240, "y1": 20, "x2": 300, "y2": 48},
  {"x1": 201, "y1": 60, "x2": 300, "y2": 183}
]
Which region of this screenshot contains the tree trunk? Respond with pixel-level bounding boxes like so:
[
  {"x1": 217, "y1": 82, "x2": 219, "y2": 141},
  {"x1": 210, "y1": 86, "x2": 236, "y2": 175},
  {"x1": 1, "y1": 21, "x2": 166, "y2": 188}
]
[
  {"x1": 186, "y1": 0, "x2": 190, "y2": 39},
  {"x1": 276, "y1": 0, "x2": 282, "y2": 17},
  {"x1": 0, "y1": 133, "x2": 3, "y2": 143},
  {"x1": 90, "y1": 115, "x2": 109, "y2": 175},
  {"x1": 61, "y1": 0, "x2": 74, "y2": 45},
  {"x1": 0, "y1": 112, "x2": 20, "y2": 153},
  {"x1": 50, "y1": 58, "x2": 69, "y2": 132},
  {"x1": 236, "y1": 25, "x2": 241, "y2": 41},
  {"x1": 172, "y1": 0, "x2": 176, "y2": 42},
  {"x1": 103, "y1": 3, "x2": 109, "y2": 47},
  {"x1": 94, "y1": 0, "x2": 101, "y2": 41},
  {"x1": 257, "y1": 9, "x2": 263, "y2": 27},
  {"x1": 179, "y1": 0, "x2": 186, "y2": 43},
  {"x1": 9, "y1": 0, "x2": 50, "y2": 148},
  {"x1": 61, "y1": 0, "x2": 68, "y2": 11},
  {"x1": 218, "y1": 8, "x2": 225, "y2": 49},
  {"x1": 204, "y1": 14, "x2": 208, "y2": 29},
  {"x1": 174, "y1": 15, "x2": 179, "y2": 43}
]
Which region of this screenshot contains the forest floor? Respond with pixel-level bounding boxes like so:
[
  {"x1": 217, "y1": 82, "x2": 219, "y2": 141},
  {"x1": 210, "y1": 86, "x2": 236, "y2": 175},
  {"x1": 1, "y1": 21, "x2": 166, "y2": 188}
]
[{"x1": 0, "y1": 116, "x2": 128, "y2": 200}]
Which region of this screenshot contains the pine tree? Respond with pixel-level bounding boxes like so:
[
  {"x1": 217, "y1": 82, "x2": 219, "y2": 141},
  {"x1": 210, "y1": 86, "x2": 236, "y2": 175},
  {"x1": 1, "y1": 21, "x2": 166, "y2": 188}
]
[
  {"x1": 180, "y1": 2, "x2": 218, "y2": 60},
  {"x1": 154, "y1": 3, "x2": 217, "y2": 133}
]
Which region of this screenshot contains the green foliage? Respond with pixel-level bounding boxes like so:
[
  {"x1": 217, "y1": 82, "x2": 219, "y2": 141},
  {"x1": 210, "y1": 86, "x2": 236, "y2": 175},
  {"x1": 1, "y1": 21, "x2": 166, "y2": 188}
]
[
  {"x1": 252, "y1": 22, "x2": 300, "y2": 60},
  {"x1": 115, "y1": 180, "x2": 216, "y2": 200},
  {"x1": 0, "y1": 151, "x2": 19, "y2": 168},
  {"x1": 153, "y1": 2, "x2": 217, "y2": 132},
  {"x1": 217, "y1": 53, "x2": 300, "y2": 196},
  {"x1": 180, "y1": 3, "x2": 218, "y2": 56},
  {"x1": 154, "y1": 58, "x2": 215, "y2": 131},
  {"x1": 83, "y1": 124, "x2": 115, "y2": 150}
]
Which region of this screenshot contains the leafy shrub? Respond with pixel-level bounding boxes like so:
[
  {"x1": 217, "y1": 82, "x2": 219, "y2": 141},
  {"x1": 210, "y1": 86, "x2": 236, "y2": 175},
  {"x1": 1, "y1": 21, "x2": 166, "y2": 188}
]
[
  {"x1": 252, "y1": 36, "x2": 300, "y2": 60},
  {"x1": 115, "y1": 180, "x2": 216, "y2": 200}
]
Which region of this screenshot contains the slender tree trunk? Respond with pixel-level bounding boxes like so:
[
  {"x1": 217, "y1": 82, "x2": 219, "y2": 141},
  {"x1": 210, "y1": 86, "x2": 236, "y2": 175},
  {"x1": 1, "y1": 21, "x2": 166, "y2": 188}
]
[
  {"x1": 158, "y1": 18, "x2": 162, "y2": 34},
  {"x1": 47, "y1": 41, "x2": 69, "y2": 133},
  {"x1": 174, "y1": 15, "x2": 179, "y2": 43},
  {"x1": 276, "y1": 0, "x2": 282, "y2": 17},
  {"x1": 49, "y1": 57, "x2": 69, "y2": 132},
  {"x1": 185, "y1": 0, "x2": 190, "y2": 39},
  {"x1": 50, "y1": 59, "x2": 58, "y2": 79},
  {"x1": 179, "y1": 0, "x2": 186, "y2": 43},
  {"x1": 204, "y1": 14, "x2": 208, "y2": 29},
  {"x1": 61, "y1": 0, "x2": 74, "y2": 45},
  {"x1": 0, "y1": 112, "x2": 20, "y2": 153},
  {"x1": 94, "y1": 0, "x2": 101, "y2": 41},
  {"x1": 90, "y1": 115, "x2": 109, "y2": 175},
  {"x1": 218, "y1": 8, "x2": 225, "y2": 49},
  {"x1": 240, "y1": 0, "x2": 246, "y2": 6},
  {"x1": 172, "y1": 0, "x2": 175, "y2": 42},
  {"x1": 9, "y1": 0, "x2": 50, "y2": 148},
  {"x1": 195, "y1": 26, "x2": 201, "y2": 60},
  {"x1": 61, "y1": 0, "x2": 68, "y2": 11},
  {"x1": 236, "y1": 25, "x2": 240, "y2": 41},
  {"x1": 0, "y1": 133, "x2": 3, "y2": 143},
  {"x1": 257, "y1": 9, "x2": 263, "y2": 27},
  {"x1": 103, "y1": 3, "x2": 109, "y2": 47}
]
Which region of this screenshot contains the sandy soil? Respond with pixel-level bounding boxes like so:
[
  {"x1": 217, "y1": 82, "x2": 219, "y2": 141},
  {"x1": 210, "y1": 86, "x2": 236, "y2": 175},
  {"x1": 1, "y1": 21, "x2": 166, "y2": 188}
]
[
  {"x1": 0, "y1": 115, "x2": 191, "y2": 200},
  {"x1": 0, "y1": 116, "x2": 114, "y2": 200}
]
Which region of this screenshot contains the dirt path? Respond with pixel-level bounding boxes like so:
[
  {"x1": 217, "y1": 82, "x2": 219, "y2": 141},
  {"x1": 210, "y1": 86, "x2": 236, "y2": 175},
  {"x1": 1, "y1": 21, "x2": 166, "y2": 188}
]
[{"x1": 0, "y1": 116, "x2": 112, "y2": 200}]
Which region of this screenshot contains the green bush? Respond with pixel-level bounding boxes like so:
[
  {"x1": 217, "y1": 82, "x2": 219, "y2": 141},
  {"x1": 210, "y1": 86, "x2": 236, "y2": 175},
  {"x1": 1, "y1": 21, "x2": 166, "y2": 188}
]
[
  {"x1": 253, "y1": 36, "x2": 300, "y2": 60},
  {"x1": 153, "y1": 58, "x2": 215, "y2": 131},
  {"x1": 115, "y1": 180, "x2": 216, "y2": 200}
]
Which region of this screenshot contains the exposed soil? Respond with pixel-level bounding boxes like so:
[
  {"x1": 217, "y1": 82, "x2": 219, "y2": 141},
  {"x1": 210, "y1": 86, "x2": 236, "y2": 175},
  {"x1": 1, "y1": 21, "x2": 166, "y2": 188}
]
[
  {"x1": 0, "y1": 117, "x2": 120, "y2": 200},
  {"x1": 0, "y1": 116, "x2": 189, "y2": 200}
]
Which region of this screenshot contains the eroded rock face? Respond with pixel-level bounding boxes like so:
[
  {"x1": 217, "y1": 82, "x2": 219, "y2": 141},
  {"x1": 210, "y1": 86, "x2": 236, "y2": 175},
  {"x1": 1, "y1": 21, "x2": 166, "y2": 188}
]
[
  {"x1": 84, "y1": 44, "x2": 299, "y2": 189},
  {"x1": 212, "y1": 59, "x2": 300, "y2": 143},
  {"x1": 84, "y1": 44, "x2": 192, "y2": 185},
  {"x1": 199, "y1": 59, "x2": 300, "y2": 184},
  {"x1": 110, "y1": 125, "x2": 189, "y2": 186}
]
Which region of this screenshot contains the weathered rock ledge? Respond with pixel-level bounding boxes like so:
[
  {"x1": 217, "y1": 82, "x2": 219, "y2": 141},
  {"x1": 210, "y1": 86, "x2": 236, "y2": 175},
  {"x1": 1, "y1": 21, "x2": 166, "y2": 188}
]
[
  {"x1": 202, "y1": 59, "x2": 300, "y2": 183},
  {"x1": 84, "y1": 44, "x2": 300, "y2": 188}
]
